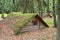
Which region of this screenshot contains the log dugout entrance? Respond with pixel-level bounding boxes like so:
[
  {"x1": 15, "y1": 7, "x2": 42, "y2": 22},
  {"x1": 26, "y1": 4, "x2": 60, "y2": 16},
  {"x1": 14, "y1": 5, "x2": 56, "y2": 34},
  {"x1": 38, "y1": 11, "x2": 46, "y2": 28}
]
[
  {"x1": 32, "y1": 15, "x2": 46, "y2": 28},
  {"x1": 21, "y1": 15, "x2": 47, "y2": 32}
]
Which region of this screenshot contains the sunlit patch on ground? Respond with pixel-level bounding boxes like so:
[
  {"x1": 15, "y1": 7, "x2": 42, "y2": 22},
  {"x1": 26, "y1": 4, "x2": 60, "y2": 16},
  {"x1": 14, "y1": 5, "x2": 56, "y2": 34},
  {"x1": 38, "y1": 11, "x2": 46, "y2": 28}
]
[{"x1": 0, "y1": 13, "x2": 8, "y2": 18}]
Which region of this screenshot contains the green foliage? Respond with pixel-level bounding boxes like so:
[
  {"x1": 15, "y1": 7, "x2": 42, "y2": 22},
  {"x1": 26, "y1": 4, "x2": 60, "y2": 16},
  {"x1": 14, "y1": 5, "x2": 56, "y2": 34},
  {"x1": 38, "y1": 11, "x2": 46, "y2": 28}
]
[
  {"x1": 4, "y1": 0, "x2": 12, "y2": 12},
  {"x1": 49, "y1": 0, "x2": 57, "y2": 12},
  {"x1": 0, "y1": 0, "x2": 12, "y2": 13},
  {"x1": 0, "y1": 0, "x2": 3, "y2": 13},
  {"x1": 0, "y1": 0, "x2": 50, "y2": 13}
]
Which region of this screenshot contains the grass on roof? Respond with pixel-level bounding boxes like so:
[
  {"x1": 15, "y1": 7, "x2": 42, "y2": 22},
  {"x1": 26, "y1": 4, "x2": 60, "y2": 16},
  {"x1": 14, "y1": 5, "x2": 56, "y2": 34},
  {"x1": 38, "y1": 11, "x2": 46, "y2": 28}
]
[
  {"x1": 43, "y1": 18, "x2": 54, "y2": 26},
  {"x1": 5, "y1": 12, "x2": 37, "y2": 35},
  {"x1": 43, "y1": 15, "x2": 57, "y2": 27}
]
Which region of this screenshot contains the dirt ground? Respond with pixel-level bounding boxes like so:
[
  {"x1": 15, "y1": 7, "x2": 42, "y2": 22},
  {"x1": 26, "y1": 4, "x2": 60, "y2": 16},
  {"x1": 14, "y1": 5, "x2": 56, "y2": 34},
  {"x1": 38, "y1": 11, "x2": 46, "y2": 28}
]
[
  {"x1": 0, "y1": 18, "x2": 57, "y2": 40},
  {"x1": 0, "y1": 25, "x2": 56, "y2": 40}
]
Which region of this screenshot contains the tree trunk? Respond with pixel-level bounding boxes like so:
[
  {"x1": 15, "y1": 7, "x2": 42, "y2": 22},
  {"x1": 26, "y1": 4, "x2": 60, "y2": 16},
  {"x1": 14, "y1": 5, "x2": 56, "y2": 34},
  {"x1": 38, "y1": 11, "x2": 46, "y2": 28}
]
[
  {"x1": 53, "y1": 0, "x2": 57, "y2": 27},
  {"x1": 57, "y1": 9, "x2": 60, "y2": 40},
  {"x1": 37, "y1": 0, "x2": 42, "y2": 17},
  {"x1": 1, "y1": 0, "x2": 5, "y2": 18},
  {"x1": 47, "y1": 0, "x2": 49, "y2": 14},
  {"x1": 12, "y1": 0, "x2": 16, "y2": 12},
  {"x1": 57, "y1": 0, "x2": 60, "y2": 40},
  {"x1": 23, "y1": 0, "x2": 27, "y2": 13},
  {"x1": 30, "y1": 0, "x2": 35, "y2": 13},
  {"x1": 1, "y1": 10, "x2": 4, "y2": 18}
]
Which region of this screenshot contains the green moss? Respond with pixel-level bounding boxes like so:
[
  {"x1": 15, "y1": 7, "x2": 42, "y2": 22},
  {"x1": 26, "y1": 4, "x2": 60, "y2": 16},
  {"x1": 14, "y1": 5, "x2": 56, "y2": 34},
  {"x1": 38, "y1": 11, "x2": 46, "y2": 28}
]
[
  {"x1": 43, "y1": 18, "x2": 53, "y2": 26},
  {"x1": 7, "y1": 12, "x2": 37, "y2": 35}
]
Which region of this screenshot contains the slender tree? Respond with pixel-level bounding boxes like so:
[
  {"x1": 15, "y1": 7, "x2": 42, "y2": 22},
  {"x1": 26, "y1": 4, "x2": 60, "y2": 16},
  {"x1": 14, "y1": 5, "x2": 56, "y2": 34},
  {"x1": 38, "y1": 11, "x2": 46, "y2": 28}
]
[
  {"x1": 23, "y1": 0, "x2": 27, "y2": 13},
  {"x1": 47, "y1": 0, "x2": 49, "y2": 14},
  {"x1": 37, "y1": 0, "x2": 42, "y2": 17},
  {"x1": 1, "y1": 0, "x2": 5, "y2": 18},
  {"x1": 12, "y1": 0, "x2": 16, "y2": 12},
  {"x1": 53, "y1": 0, "x2": 57, "y2": 27},
  {"x1": 29, "y1": 0, "x2": 35, "y2": 13},
  {"x1": 57, "y1": 0, "x2": 60, "y2": 40}
]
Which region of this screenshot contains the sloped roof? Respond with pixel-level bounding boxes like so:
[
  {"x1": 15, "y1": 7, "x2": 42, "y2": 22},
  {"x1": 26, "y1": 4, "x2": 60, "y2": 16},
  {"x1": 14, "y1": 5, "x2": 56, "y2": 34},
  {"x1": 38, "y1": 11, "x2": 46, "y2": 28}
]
[
  {"x1": 1, "y1": 12, "x2": 49, "y2": 34},
  {"x1": 4, "y1": 12, "x2": 49, "y2": 28},
  {"x1": 35, "y1": 15, "x2": 49, "y2": 27}
]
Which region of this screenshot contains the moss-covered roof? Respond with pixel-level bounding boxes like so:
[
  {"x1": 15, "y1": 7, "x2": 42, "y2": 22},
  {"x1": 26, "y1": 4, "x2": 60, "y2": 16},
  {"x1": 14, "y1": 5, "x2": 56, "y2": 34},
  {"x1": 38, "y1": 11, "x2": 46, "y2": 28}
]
[
  {"x1": 0, "y1": 12, "x2": 49, "y2": 35},
  {"x1": 4, "y1": 12, "x2": 37, "y2": 34}
]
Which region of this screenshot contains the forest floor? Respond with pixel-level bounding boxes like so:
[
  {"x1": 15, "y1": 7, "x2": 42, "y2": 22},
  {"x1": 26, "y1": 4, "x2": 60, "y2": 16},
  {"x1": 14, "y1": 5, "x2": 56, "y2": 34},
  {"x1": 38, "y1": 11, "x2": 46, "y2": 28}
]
[
  {"x1": 0, "y1": 25, "x2": 57, "y2": 40},
  {"x1": 0, "y1": 16, "x2": 57, "y2": 40}
]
